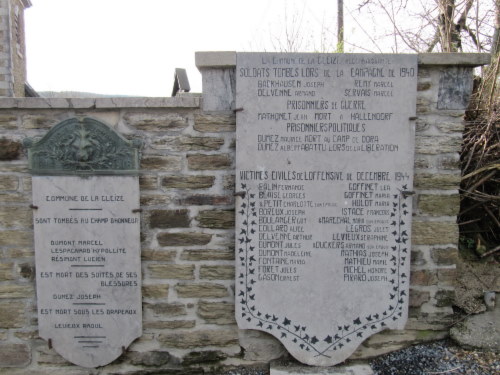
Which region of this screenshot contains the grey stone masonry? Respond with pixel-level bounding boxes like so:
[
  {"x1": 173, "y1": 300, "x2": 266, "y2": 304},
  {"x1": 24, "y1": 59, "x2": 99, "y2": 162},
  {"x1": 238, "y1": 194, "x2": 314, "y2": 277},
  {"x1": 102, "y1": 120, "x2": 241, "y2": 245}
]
[{"x1": 0, "y1": 52, "x2": 491, "y2": 373}]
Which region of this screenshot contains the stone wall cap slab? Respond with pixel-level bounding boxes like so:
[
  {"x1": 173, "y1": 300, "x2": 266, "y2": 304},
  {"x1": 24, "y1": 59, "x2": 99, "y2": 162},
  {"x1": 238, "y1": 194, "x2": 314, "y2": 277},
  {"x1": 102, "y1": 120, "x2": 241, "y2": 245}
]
[
  {"x1": 270, "y1": 362, "x2": 374, "y2": 374},
  {"x1": 195, "y1": 51, "x2": 490, "y2": 69},
  {"x1": 0, "y1": 96, "x2": 200, "y2": 109},
  {"x1": 418, "y1": 53, "x2": 490, "y2": 66},
  {"x1": 195, "y1": 51, "x2": 237, "y2": 69}
]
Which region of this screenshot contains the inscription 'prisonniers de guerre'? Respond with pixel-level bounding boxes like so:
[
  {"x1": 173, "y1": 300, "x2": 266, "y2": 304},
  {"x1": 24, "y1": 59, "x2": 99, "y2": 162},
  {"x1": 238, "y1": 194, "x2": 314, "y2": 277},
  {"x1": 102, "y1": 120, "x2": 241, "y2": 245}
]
[{"x1": 235, "y1": 53, "x2": 418, "y2": 366}]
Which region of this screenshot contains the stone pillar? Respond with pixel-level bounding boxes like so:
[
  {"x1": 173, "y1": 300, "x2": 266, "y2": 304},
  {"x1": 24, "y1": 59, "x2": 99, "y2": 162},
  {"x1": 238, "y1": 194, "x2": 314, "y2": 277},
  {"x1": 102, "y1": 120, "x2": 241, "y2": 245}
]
[{"x1": 0, "y1": 0, "x2": 31, "y2": 97}]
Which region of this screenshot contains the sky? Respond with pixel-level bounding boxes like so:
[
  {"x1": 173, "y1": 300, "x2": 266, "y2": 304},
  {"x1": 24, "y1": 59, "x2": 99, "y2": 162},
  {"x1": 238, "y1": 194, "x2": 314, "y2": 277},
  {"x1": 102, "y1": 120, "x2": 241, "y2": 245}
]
[
  {"x1": 24, "y1": 0, "x2": 430, "y2": 97},
  {"x1": 24, "y1": 0, "x2": 358, "y2": 96}
]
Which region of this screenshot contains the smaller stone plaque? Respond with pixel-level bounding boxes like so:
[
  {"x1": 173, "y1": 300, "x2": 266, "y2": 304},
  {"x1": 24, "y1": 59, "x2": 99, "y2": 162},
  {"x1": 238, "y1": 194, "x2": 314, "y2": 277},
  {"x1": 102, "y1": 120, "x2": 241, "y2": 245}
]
[
  {"x1": 26, "y1": 117, "x2": 143, "y2": 368},
  {"x1": 33, "y1": 176, "x2": 142, "y2": 368}
]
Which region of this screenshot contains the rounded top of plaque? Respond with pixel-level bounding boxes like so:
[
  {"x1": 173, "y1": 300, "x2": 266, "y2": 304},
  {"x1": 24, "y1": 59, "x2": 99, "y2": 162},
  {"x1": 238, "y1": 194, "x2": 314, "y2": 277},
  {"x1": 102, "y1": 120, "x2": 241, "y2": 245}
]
[{"x1": 24, "y1": 117, "x2": 141, "y2": 176}]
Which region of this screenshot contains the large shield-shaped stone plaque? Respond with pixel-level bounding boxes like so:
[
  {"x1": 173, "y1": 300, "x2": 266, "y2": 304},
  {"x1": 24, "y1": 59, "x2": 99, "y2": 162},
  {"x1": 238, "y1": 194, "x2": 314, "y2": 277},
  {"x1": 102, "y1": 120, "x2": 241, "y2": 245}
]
[
  {"x1": 27, "y1": 118, "x2": 142, "y2": 368},
  {"x1": 235, "y1": 53, "x2": 417, "y2": 366}
]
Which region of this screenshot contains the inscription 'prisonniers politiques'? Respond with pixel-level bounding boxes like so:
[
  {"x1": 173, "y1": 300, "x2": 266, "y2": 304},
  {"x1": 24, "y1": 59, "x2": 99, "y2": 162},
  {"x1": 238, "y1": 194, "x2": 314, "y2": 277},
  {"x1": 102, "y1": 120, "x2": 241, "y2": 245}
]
[{"x1": 235, "y1": 53, "x2": 417, "y2": 366}]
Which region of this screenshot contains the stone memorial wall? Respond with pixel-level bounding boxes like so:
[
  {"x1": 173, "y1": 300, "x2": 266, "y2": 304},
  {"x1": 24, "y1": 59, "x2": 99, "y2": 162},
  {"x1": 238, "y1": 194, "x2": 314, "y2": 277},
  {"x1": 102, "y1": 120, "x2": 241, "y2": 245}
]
[
  {"x1": 235, "y1": 53, "x2": 418, "y2": 366},
  {"x1": 0, "y1": 52, "x2": 490, "y2": 373}
]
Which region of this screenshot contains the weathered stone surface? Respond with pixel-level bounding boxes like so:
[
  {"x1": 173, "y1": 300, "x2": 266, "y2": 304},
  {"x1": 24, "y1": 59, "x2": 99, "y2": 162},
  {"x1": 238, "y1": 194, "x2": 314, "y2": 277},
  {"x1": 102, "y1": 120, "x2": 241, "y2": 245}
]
[
  {"x1": 0, "y1": 139, "x2": 22, "y2": 160},
  {"x1": 127, "y1": 351, "x2": 171, "y2": 367},
  {"x1": 152, "y1": 136, "x2": 224, "y2": 151},
  {"x1": 416, "y1": 97, "x2": 431, "y2": 113},
  {"x1": 0, "y1": 114, "x2": 18, "y2": 130},
  {"x1": 148, "y1": 264, "x2": 195, "y2": 280},
  {"x1": 141, "y1": 156, "x2": 182, "y2": 172},
  {"x1": 271, "y1": 362, "x2": 374, "y2": 375},
  {"x1": 417, "y1": 82, "x2": 431, "y2": 91},
  {"x1": 140, "y1": 194, "x2": 172, "y2": 206},
  {"x1": 0, "y1": 206, "x2": 32, "y2": 228},
  {"x1": 180, "y1": 249, "x2": 234, "y2": 261},
  {"x1": 162, "y1": 175, "x2": 215, "y2": 189},
  {"x1": 141, "y1": 249, "x2": 176, "y2": 262},
  {"x1": 0, "y1": 230, "x2": 33, "y2": 247},
  {"x1": 437, "y1": 268, "x2": 456, "y2": 286},
  {"x1": 150, "y1": 209, "x2": 191, "y2": 228},
  {"x1": 411, "y1": 249, "x2": 427, "y2": 266},
  {"x1": 414, "y1": 157, "x2": 431, "y2": 169},
  {"x1": 157, "y1": 232, "x2": 212, "y2": 247},
  {"x1": 418, "y1": 194, "x2": 460, "y2": 216},
  {"x1": 143, "y1": 320, "x2": 196, "y2": 330},
  {"x1": 0, "y1": 284, "x2": 34, "y2": 298},
  {"x1": 175, "y1": 283, "x2": 229, "y2": 298},
  {"x1": 197, "y1": 210, "x2": 234, "y2": 229},
  {"x1": 438, "y1": 155, "x2": 460, "y2": 170},
  {"x1": 177, "y1": 195, "x2": 232, "y2": 206},
  {"x1": 0, "y1": 192, "x2": 28, "y2": 203},
  {"x1": 5, "y1": 247, "x2": 34, "y2": 258},
  {"x1": 437, "y1": 67, "x2": 473, "y2": 110},
  {"x1": 181, "y1": 350, "x2": 227, "y2": 365},
  {"x1": 22, "y1": 114, "x2": 65, "y2": 129},
  {"x1": 414, "y1": 173, "x2": 461, "y2": 190},
  {"x1": 239, "y1": 330, "x2": 286, "y2": 362},
  {"x1": 142, "y1": 284, "x2": 169, "y2": 299},
  {"x1": 0, "y1": 263, "x2": 14, "y2": 281},
  {"x1": 187, "y1": 154, "x2": 232, "y2": 170},
  {"x1": 450, "y1": 304, "x2": 499, "y2": 351},
  {"x1": 144, "y1": 302, "x2": 187, "y2": 316},
  {"x1": 435, "y1": 121, "x2": 465, "y2": 133},
  {"x1": 197, "y1": 301, "x2": 235, "y2": 324},
  {"x1": 431, "y1": 247, "x2": 459, "y2": 266},
  {"x1": 0, "y1": 343, "x2": 31, "y2": 367},
  {"x1": 0, "y1": 175, "x2": 19, "y2": 190},
  {"x1": 412, "y1": 221, "x2": 458, "y2": 245},
  {"x1": 415, "y1": 135, "x2": 461, "y2": 154},
  {"x1": 223, "y1": 175, "x2": 235, "y2": 190},
  {"x1": 409, "y1": 289, "x2": 431, "y2": 307},
  {"x1": 158, "y1": 329, "x2": 238, "y2": 349},
  {"x1": 124, "y1": 112, "x2": 188, "y2": 131},
  {"x1": 193, "y1": 113, "x2": 236, "y2": 132},
  {"x1": 139, "y1": 176, "x2": 158, "y2": 190},
  {"x1": 410, "y1": 270, "x2": 438, "y2": 286},
  {"x1": 0, "y1": 302, "x2": 25, "y2": 328},
  {"x1": 435, "y1": 289, "x2": 455, "y2": 307},
  {"x1": 199, "y1": 265, "x2": 234, "y2": 280}
]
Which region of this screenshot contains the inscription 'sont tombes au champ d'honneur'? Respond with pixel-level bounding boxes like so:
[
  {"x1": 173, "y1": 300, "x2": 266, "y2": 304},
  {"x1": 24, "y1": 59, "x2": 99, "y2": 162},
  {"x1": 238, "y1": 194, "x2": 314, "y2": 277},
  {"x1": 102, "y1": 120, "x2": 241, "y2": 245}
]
[
  {"x1": 26, "y1": 118, "x2": 142, "y2": 368},
  {"x1": 235, "y1": 53, "x2": 418, "y2": 366}
]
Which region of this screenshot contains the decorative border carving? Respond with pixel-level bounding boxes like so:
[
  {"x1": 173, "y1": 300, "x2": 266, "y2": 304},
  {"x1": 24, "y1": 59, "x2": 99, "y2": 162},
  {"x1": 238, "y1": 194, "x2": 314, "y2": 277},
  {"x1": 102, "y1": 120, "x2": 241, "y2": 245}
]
[
  {"x1": 24, "y1": 117, "x2": 141, "y2": 175},
  {"x1": 237, "y1": 183, "x2": 411, "y2": 359}
]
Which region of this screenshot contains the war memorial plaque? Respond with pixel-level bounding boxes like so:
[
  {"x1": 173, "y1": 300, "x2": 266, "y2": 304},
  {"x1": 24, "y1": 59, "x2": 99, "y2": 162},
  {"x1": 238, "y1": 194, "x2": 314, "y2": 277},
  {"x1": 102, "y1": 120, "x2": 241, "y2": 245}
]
[
  {"x1": 235, "y1": 53, "x2": 418, "y2": 366},
  {"x1": 26, "y1": 118, "x2": 142, "y2": 368}
]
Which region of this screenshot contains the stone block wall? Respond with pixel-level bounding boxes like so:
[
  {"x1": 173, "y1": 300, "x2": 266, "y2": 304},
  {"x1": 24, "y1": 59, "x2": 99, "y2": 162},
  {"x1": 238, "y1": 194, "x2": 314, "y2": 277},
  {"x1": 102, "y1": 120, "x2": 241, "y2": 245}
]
[{"x1": 0, "y1": 52, "x2": 490, "y2": 373}]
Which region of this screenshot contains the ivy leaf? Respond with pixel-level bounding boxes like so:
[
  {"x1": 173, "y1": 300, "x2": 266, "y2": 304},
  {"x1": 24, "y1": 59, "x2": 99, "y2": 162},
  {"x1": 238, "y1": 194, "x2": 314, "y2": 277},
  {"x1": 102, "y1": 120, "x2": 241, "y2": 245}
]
[
  {"x1": 353, "y1": 317, "x2": 362, "y2": 325},
  {"x1": 366, "y1": 315, "x2": 372, "y2": 321},
  {"x1": 311, "y1": 336, "x2": 319, "y2": 344},
  {"x1": 281, "y1": 332, "x2": 287, "y2": 338},
  {"x1": 294, "y1": 325, "x2": 300, "y2": 332},
  {"x1": 283, "y1": 317, "x2": 291, "y2": 326},
  {"x1": 257, "y1": 321, "x2": 263, "y2": 327},
  {"x1": 324, "y1": 335, "x2": 333, "y2": 344}
]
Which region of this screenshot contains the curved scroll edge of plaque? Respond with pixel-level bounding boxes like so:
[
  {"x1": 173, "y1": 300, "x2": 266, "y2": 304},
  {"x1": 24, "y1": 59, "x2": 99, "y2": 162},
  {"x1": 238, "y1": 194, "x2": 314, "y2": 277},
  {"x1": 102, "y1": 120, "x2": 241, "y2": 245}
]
[
  {"x1": 235, "y1": 184, "x2": 412, "y2": 366},
  {"x1": 23, "y1": 117, "x2": 142, "y2": 176}
]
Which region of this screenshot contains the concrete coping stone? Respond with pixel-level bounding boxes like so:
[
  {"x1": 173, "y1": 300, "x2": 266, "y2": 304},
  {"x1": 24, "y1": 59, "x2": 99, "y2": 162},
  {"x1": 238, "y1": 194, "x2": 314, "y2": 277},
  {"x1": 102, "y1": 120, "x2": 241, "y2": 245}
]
[
  {"x1": 270, "y1": 362, "x2": 374, "y2": 375},
  {"x1": 195, "y1": 51, "x2": 491, "y2": 69},
  {"x1": 0, "y1": 95, "x2": 201, "y2": 109}
]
